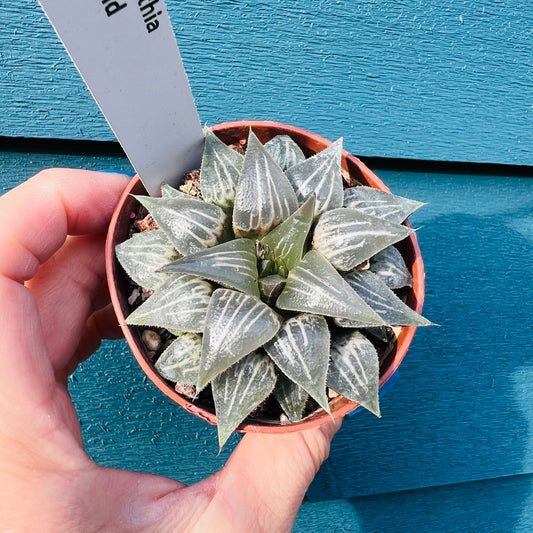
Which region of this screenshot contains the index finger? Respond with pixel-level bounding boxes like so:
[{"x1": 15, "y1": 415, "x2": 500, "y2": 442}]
[{"x1": 0, "y1": 169, "x2": 130, "y2": 283}]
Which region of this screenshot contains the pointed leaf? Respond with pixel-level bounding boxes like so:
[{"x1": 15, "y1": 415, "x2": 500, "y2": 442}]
[
  {"x1": 260, "y1": 194, "x2": 315, "y2": 271},
  {"x1": 276, "y1": 251, "x2": 385, "y2": 325},
  {"x1": 115, "y1": 229, "x2": 178, "y2": 290},
  {"x1": 160, "y1": 183, "x2": 193, "y2": 199},
  {"x1": 198, "y1": 288, "x2": 282, "y2": 390},
  {"x1": 328, "y1": 330, "x2": 380, "y2": 416},
  {"x1": 339, "y1": 270, "x2": 432, "y2": 327},
  {"x1": 369, "y1": 246, "x2": 413, "y2": 289},
  {"x1": 200, "y1": 127, "x2": 244, "y2": 207},
  {"x1": 161, "y1": 238, "x2": 259, "y2": 297},
  {"x1": 264, "y1": 135, "x2": 306, "y2": 170},
  {"x1": 264, "y1": 314, "x2": 331, "y2": 413},
  {"x1": 126, "y1": 274, "x2": 213, "y2": 333},
  {"x1": 344, "y1": 186, "x2": 425, "y2": 223},
  {"x1": 233, "y1": 131, "x2": 298, "y2": 238},
  {"x1": 134, "y1": 195, "x2": 227, "y2": 256},
  {"x1": 285, "y1": 138, "x2": 344, "y2": 217},
  {"x1": 274, "y1": 374, "x2": 309, "y2": 422},
  {"x1": 312, "y1": 208, "x2": 414, "y2": 271},
  {"x1": 155, "y1": 333, "x2": 202, "y2": 384},
  {"x1": 212, "y1": 351, "x2": 277, "y2": 449}
]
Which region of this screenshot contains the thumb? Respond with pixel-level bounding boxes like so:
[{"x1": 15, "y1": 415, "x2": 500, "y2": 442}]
[{"x1": 193, "y1": 420, "x2": 342, "y2": 533}]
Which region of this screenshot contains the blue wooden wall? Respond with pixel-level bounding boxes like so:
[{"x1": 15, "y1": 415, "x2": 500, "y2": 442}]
[{"x1": 1, "y1": 0, "x2": 533, "y2": 531}]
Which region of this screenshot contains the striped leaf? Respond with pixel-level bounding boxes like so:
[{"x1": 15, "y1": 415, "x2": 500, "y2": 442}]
[
  {"x1": 369, "y1": 246, "x2": 413, "y2": 289},
  {"x1": 276, "y1": 251, "x2": 385, "y2": 325},
  {"x1": 115, "y1": 229, "x2": 178, "y2": 290},
  {"x1": 264, "y1": 135, "x2": 306, "y2": 170},
  {"x1": 212, "y1": 351, "x2": 277, "y2": 449},
  {"x1": 200, "y1": 127, "x2": 244, "y2": 207},
  {"x1": 197, "y1": 288, "x2": 282, "y2": 390},
  {"x1": 134, "y1": 195, "x2": 227, "y2": 256},
  {"x1": 260, "y1": 194, "x2": 315, "y2": 271},
  {"x1": 344, "y1": 186, "x2": 425, "y2": 223},
  {"x1": 155, "y1": 333, "x2": 202, "y2": 385},
  {"x1": 328, "y1": 330, "x2": 380, "y2": 417},
  {"x1": 285, "y1": 138, "x2": 344, "y2": 217},
  {"x1": 274, "y1": 374, "x2": 309, "y2": 422},
  {"x1": 160, "y1": 238, "x2": 259, "y2": 297},
  {"x1": 233, "y1": 131, "x2": 298, "y2": 238},
  {"x1": 339, "y1": 270, "x2": 432, "y2": 327},
  {"x1": 312, "y1": 208, "x2": 414, "y2": 271},
  {"x1": 264, "y1": 314, "x2": 331, "y2": 413},
  {"x1": 126, "y1": 273, "x2": 213, "y2": 333}
]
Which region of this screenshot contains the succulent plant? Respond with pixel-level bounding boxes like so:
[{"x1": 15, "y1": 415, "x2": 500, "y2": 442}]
[{"x1": 115, "y1": 127, "x2": 431, "y2": 448}]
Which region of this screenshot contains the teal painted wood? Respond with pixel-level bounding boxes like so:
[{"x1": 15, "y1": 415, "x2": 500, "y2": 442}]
[
  {"x1": 2, "y1": 146, "x2": 532, "y2": 502},
  {"x1": 1, "y1": 0, "x2": 532, "y2": 165},
  {"x1": 297, "y1": 473, "x2": 533, "y2": 533}
]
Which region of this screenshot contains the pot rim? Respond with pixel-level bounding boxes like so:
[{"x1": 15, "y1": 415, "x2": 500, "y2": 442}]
[{"x1": 106, "y1": 120, "x2": 425, "y2": 434}]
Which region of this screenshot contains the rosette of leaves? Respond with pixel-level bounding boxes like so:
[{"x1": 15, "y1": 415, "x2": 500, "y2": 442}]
[{"x1": 116, "y1": 128, "x2": 431, "y2": 448}]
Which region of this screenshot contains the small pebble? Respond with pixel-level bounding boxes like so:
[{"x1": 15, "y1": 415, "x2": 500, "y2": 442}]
[
  {"x1": 142, "y1": 330, "x2": 161, "y2": 352},
  {"x1": 175, "y1": 383, "x2": 196, "y2": 399},
  {"x1": 128, "y1": 288, "x2": 140, "y2": 305}
]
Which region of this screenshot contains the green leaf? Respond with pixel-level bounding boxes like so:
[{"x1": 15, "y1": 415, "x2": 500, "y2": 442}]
[
  {"x1": 369, "y1": 246, "x2": 413, "y2": 289},
  {"x1": 328, "y1": 330, "x2": 381, "y2": 417},
  {"x1": 339, "y1": 270, "x2": 432, "y2": 327},
  {"x1": 126, "y1": 274, "x2": 213, "y2": 333},
  {"x1": 133, "y1": 195, "x2": 227, "y2": 256},
  {"x1": 160, "y1": 183, "x2": 192, "y2": 199},
  {"x1": 274, "y1": 374, "x2": 309, "y2": 422},
  {"x1": 212, "y1": 351, "x2": 277, "y2": 449},
  {"x1": 276, "y1": 251, "x2": 385, "y2": 325},
  {"x1": 264, "y1": 135, "x2": 306, "y2": 170},
  {"x1": 312, "y1": 208, "x2": 414, "y2": 271},
  {"x1": 197, "y1": 288, "x2": 282, "y2": 390},
  {"x1": 115, "y1": 229, "x2": 178, "y2": 291},
  {"x1": 260, "y1": 194, "x2": 315, "y2": 271},
  {"x1": 233, "y1": 131, "x2": 298, "y2": 238},
  {"x1": 160, "y1": 238, "x2": 259, "y2": 297},
  {"x1": 285, "y1": 138, "x2": 344, "y2": 217},
  {"x1": 344, "y1": 186, "x2": 425, "y2": 223},
  {"x1": 154, "y1": 333, "x2": 202, "y2": 384},
  {"x1": 200, "y1": 127, "x2": 244, "y2": 207},
  {"x1": 264, "y1": 314, "x2": 331, "y2": 413}
]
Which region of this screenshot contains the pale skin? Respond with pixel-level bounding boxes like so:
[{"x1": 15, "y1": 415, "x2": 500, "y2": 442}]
[{"x1": 0, "y1": 169, "x2": 341, "y2": 533}]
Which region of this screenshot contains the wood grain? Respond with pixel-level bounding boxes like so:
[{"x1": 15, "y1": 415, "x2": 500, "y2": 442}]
[
  {"x1": 2, "y1": 148, "x2": 532, "y2": 503},
  {"x1": 1, "y1": 0, "x2": 532, "y2": 164}
]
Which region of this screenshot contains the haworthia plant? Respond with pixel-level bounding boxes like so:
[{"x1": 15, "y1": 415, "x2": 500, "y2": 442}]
[{"x1": 116, "y1": 127, "x2": 431, "y2": 448}]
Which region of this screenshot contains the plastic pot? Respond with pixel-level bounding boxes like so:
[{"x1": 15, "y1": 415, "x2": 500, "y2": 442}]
[{"x1": 106, "y1": 120, "x2": 425, "y2": 434}]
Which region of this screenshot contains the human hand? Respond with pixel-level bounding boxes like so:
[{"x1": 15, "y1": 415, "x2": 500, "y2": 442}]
[{"x1": 0, "y1": 169, "x2": 341, "y2": 533}]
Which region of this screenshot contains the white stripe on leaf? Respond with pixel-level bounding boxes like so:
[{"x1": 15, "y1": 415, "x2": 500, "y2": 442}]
[
  {"x1": 276, "y1": 251, "x2": 385, "y2": 325},
  {"x1": 328, "y1": 330, "x2": 380, "y2": 417},
  {"x1": 264, "y1": 135, "x2": 306, "y2": 170},
  {"x1": 197, "y1": 288, "x2": 282, "y2": 390},
  {"x1": 115, "y1": 229, "x2": 179, "y2": 290},
  {"x1": 126, "y1": 274, "x2": 213, "y2": 333},
  {"x1": 344, "y1": 186, "x2": 425, "y2": 223},
  {"x1": 312, "y1": 208, "x2": 413, "y2": 271},
  {"x1": 134, "y1": 194, "x2": 227, "y2": 256},
  {"x1": 233, "y1": 131, "x2": 298, "y2": 238},
  {"x1": 264, "y1": 314, "x2": 331, "y2": 413},
  {"x1": 369, "y1": 246, "x2": 413, "y2": 289},
  {"x1": 212, "y1": 351, "x2": 277, "y2": 449},
  {"x1": 285, "y1": 138, "x2": 344, "y2": 217},
  {"x1": 160, "y1": 238, "x2": 259, "y2": 297},
  {"x1": 155, "y1": 333, "x2": 202, "y2": 385},
  {"x1": 200, "y1": 127, "x2": 244, "y2": 208},
  {"x1": 274, "y1": 374, "x2": 309, "y2": 422}
]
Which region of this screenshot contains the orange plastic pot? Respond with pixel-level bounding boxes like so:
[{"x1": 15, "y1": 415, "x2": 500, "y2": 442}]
[{"x1": 106, "y1": 120, "x2": 425, "y2": 434}]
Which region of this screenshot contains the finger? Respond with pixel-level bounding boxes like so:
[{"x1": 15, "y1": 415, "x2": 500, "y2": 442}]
[
  {"x1": 58, "y1": 304, "x2": 124, "y2": 381},
  {"x1": 0, "y1": 169, "x2": 129, "y2": 283},
  {"x1": 190, "y1": 420, "x2": 342, "y2": 533},
  {"x1": 27, "y1": 233, "x2": 109, "y2": 371}
]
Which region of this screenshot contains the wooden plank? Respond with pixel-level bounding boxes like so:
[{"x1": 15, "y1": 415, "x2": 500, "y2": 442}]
[
  {"x1": 296, "y1": 473, "x2": 533, "y2": 533},
  {"x1": 1, "y1": 0, "x2": 532, "y2": 165},
  {"x1": 1, "y1": 148, "x2": 532, "y2": 500}
]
